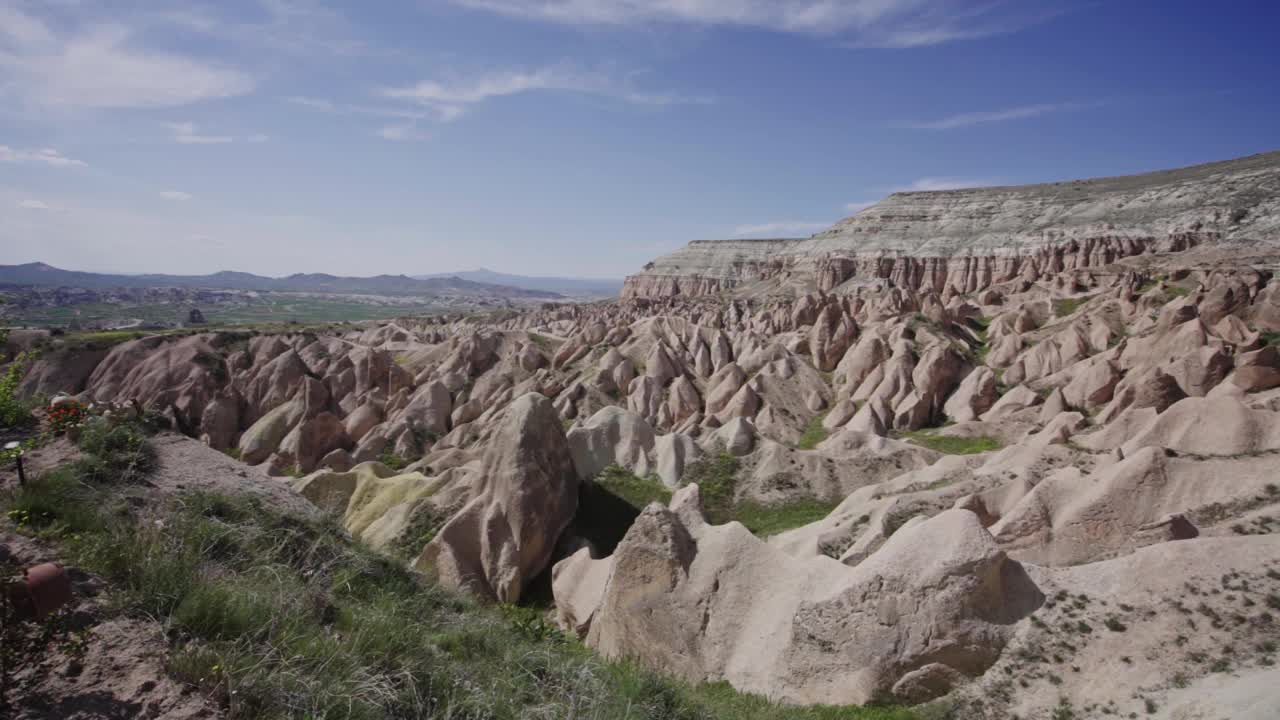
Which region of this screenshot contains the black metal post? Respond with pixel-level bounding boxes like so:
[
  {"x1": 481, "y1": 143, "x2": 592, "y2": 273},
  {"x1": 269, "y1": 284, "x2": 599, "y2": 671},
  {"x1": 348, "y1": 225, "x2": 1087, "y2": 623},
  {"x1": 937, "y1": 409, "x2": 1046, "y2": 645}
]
[{"x1": 13, "y1": 455, "x2": 23, "y2": 487}]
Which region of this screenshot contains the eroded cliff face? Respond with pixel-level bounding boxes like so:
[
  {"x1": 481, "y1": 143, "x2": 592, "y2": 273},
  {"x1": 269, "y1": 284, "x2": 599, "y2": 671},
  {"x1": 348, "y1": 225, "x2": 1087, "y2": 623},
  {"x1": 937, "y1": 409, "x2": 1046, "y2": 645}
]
[
  {"x1": 624, "y1": 151, "x2": 1280, "y2": 298},
  {"x1": 621, "y1": 238, "x2": 803, "y2": 298}
]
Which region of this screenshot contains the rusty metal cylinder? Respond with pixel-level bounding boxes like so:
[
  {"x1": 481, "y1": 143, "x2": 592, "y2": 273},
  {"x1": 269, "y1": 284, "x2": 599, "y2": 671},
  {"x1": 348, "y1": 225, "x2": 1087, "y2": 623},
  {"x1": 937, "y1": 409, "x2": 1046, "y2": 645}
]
[{"x1": 10, "y1": 563, "x2": 73, "y2": 620}]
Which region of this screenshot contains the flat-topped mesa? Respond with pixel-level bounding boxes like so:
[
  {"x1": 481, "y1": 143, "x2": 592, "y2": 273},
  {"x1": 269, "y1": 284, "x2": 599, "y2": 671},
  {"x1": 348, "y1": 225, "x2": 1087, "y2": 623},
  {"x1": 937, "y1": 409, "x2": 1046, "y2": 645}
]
[
  {"x1": 623, "y1": 151, "x2": 1280, "y2": 299},
  {"x1": 620, "y1": 238, "x2": 804, "y2": 298}
]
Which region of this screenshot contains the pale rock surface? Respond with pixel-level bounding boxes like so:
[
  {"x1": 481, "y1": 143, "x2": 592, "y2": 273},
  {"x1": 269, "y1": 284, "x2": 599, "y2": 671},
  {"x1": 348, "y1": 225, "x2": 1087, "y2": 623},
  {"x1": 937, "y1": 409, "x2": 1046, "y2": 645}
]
[
  {"x1": 414, "y1": 393, "x2": 578, "y2": 603},
  {"x1": 566, "y1": 406, "x2": 657, "y2": 480},
  {"x1": 565, "y1": 504, "x2": 1039, "y2": 705}
]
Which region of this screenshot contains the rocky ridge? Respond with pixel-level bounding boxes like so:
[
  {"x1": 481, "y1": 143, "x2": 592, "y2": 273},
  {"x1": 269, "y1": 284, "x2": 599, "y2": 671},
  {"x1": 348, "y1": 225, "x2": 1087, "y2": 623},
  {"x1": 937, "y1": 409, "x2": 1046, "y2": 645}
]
[{"x1": 624, "y1": 151, "x2": 1280, "y2": 299}]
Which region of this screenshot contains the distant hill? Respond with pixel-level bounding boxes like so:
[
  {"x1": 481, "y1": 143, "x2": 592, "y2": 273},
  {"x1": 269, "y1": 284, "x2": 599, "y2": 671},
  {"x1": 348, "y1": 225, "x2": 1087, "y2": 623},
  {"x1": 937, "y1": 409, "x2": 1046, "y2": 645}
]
[
  {"x1": 415, "y1": 268, "x2": 622, "y2": 297},
  {"x1": 0, "y1": 263, "x2": 563, "y2": 299}
]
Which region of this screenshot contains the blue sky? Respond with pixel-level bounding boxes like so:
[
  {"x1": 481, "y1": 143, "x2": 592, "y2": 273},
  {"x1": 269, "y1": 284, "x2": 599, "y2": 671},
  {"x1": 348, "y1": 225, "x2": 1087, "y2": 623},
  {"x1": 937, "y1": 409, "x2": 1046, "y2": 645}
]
[{"x1": 1, "y1": 0, "x2": 1277, "y2": 279}]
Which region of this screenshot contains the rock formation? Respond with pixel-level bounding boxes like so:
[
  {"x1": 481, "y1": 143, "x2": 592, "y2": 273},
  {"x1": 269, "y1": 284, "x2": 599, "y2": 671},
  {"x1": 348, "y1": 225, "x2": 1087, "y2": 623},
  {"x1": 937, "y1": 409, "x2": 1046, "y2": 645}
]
[
  {"x1": 413, "y1": 393, "x2": 577, "y2": 603},
  {"x1": 21, "y1": 150, "x2": 1280, "y2": 718}
]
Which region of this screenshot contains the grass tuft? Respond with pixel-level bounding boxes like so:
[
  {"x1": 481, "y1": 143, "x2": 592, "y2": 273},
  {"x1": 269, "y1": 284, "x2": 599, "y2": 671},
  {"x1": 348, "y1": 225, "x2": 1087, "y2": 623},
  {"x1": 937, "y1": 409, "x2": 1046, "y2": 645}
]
[
  {"x1": 897, "y1": 430, "x2": 1002, "y2": 455},
  {"x1": 733, "y1": 499, "x2": 840, "y2": 538},
  {"x1": 797, "y1": 414, "x2": 830, "y2": 450},
  {"x1": 1053, "y1": 295, "x2": 1095, "y2": 318},
  {"x1": 595, "y1": 464, "x2": 672, "y2": 510}
]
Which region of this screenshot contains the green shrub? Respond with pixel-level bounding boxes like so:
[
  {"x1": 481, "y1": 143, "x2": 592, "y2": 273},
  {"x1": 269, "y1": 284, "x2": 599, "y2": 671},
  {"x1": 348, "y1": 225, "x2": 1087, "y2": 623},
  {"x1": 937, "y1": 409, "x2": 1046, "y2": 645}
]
[
  {"x1": 73, "y1": 417, "x2": 156, "y2": 483},
  {"x1": 377, "y1": 450, "x2": 409, "y2": 471},
  {"x1": 0, "y1": 350, "x2": 36, "y2": 429}
]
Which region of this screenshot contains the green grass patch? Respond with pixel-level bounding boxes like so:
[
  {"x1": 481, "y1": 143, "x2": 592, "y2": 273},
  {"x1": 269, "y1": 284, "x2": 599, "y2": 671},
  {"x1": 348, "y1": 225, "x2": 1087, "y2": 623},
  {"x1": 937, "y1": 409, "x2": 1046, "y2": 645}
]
[
  {"x1": 680, "y1": 452, "x2": 836, "y2": 536},
  {"x1": 1053, "y1": 295, "x2": 1094, "y2": 318},
  {"x1": 1263, "y1": 331, "x2": 1280, "y2": 348},
  {"x1": 377, "y1": 450, "x2": 410, "y2": 471},
  {"x1": 897, "y1": 430, "x2": 1002, "y2": 455},
  {"x1": 59, "y1": 329, "x2": 154, "y2": 350},
  {"x1": 528, "y1": 332, "x2": 563, "y2": 353},
  {"x1": 733, "y1": 499, "x2": 840, "y2": 538},
  {"x1": 797, "y1": 414, "x2": 830, "y2": 450},
  {"x1": 595, "y1": 464, "x2": 672, "y2": 510},
  {"x1": 683, "y1": 450, "x2": 741, "y2": 524},
  {"x1": 3, "y1": 441, "x2": 915, "y2": 720}
]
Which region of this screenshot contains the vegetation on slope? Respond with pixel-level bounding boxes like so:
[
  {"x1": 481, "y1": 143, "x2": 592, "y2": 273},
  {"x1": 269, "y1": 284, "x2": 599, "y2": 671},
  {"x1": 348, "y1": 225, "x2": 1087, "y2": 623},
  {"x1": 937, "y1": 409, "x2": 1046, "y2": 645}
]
[
  {"x1": 682, "y1": 451, "x2": 839, "y2": 538},
  {"x1": 797, "y1": 413, "x2": 830, "y2": 450},
  {"x1": 1053, "y1": 295, "x2": 1095, "y2": 318},
  {"x1": 1, "y1": 421, "x2": 914, "y2": 720},
  {"x1": 898, "y1": 429, "x2": 1002, "y2": 455},
  {"x1": 0, "y1": 350, "x2": 36, "y2": 429},
  {"x1": 595, "y1": 463, "x2": 672, "y2": 510}
]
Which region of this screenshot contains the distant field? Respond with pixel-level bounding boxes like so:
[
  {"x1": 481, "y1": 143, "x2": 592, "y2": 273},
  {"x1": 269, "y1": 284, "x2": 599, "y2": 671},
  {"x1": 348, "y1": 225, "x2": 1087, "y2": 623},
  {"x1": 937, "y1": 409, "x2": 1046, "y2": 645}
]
[{"x1": 2, "y1": 296, "x2": 448, "y2": 328}]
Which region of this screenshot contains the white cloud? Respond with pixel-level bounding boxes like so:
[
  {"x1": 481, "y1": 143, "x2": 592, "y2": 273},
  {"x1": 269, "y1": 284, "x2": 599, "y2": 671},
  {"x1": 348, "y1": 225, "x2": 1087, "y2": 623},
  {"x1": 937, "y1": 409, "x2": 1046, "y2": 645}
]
[
  {"x1": 377, "y1": 124, "x2": 430, "y2": 142},
  {"x1": 160, "y1": 190, "x2": 193, "y2": 201},
  {"x1": 246, "y1": 133, "x2": 270, "y2": 143},
  {"x1": 0, "y1": 7, "x2": 253, "y2": 110},
  {"x1": 893, "y1": 177, "x2": 995, "y2": 192},
  {"x1": 18, "y1": 199, "x2": 52, "y2": 210},
  {"x1": 844, "y1": 200, "x2": 877, "y2": 214},
  {"x1": 449, "y1": 1, "x2": 1064, "y2": 47},
  {"x1": 733, "y1": 220, "x2": 829, "y2": 237},
  {"x1": 0, "y1": 145, "x2": 87, "y2": 168},
  {"x1": 904, "y1": 102, "x2": 1084, "y2": 130},
  {"x1": 380, "y1": 66, "x2": 707, "y2": 122},
  {"x1": 288, "y1": 95, "x2": 429, "y2": 119},
  {"x1": 166, "y1": 121, "x2": 250, "y2": 143},
  {"x1": 287, "y1": 96, "x2": 338, "y2": 112}
]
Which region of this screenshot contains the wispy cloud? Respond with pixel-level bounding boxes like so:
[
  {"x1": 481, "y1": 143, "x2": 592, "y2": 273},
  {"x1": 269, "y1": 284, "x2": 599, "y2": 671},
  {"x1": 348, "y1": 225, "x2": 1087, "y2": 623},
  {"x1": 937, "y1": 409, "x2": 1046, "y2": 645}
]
[
  {"x1": 168, "y1": 122, "x2": 238, "y2": 144},
  {"x1": 449, "y1": 0, "x2": 1067, "y2": 47},
  {"x1": 904, "y1": 102, "x2": 1087, "y2": 130},
  {"x1": 377, "y1": 124, "x2": 431, "y2": 142},
  {"x1": 160, "y1": 190, "x2": 193, "y2": 201},
  {"x1": 0, "y1": 145, "x2": 87, "y2": 168},
  {"x1": 18, "y1": 199, "x2": 52, "y2": 210},
  {"x1": 380, "y1": 65, "x2": 710, "y2": 122},
  {"x1": 287, "y1": 95, "x2": 429, "y2": 119},
  {"x1": 733, "y1": 220, "x2": 829, "y2": 237},
  {"x1": 0, "y1": 7, "x2": 253, "y2": 110},
  {"x1": 286, "y1": 95, "x2": 436, "y2": 139},
  {"x1": 892, "y1": 177, "x2": 996, "y2": 192}
]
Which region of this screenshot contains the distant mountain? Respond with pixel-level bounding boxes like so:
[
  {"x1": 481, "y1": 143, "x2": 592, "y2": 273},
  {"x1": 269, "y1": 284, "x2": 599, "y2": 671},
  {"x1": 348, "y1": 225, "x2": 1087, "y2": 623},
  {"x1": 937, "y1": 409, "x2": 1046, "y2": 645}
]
[
  {"x1": 0, "y1": 263, "x2": 562, "y2": 299},
  {"x1": 414, "y1": 268, "x2": 622, "y2": 297}
]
